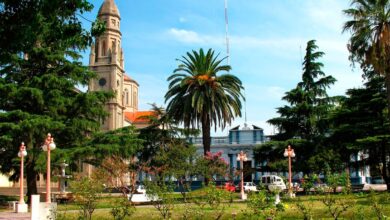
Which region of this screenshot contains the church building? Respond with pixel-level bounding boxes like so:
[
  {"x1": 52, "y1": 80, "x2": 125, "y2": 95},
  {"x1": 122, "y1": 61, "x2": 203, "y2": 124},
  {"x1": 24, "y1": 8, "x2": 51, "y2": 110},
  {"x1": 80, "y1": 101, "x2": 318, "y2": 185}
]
[{"x1": 88, "y1": 0, "x2": 151, "y2": 130}]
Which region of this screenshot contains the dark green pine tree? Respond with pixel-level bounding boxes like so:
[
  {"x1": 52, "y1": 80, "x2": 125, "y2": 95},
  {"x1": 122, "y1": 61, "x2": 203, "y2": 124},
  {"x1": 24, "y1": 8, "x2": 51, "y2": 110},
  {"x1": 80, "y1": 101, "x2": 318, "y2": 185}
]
[
  {"x1": 330, "y1": 72, "x2": 390, "y2": 184},
  {"x1": 0, "y1": 0, "x2": 110, "y2": 199},
  {"x1": 256, "y1": 40, "x2": 337, "y2": 174}
]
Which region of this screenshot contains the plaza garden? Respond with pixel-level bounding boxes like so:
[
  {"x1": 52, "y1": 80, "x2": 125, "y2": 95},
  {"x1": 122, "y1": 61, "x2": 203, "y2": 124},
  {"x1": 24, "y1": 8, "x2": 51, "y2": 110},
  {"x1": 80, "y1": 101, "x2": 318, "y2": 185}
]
[{"x1": 2, "y1": 0, "x2": 390, "y2": 219}]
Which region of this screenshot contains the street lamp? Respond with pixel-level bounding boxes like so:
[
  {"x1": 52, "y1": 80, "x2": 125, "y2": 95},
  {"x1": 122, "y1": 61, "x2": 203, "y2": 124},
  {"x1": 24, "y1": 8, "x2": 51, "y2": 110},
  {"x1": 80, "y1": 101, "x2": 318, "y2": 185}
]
[
  {"x1": 42, "y1": 133, "x2": 56, "y2": 203},
  {"x1": 284, "y1": 145, "x2": 295, "y2": 197},
  {"x1": 16, "y1": 142, "x2": 28, "y2": 213},
  {"x1": 237, "y1": 151, "x2": 248, "y2": 200}
]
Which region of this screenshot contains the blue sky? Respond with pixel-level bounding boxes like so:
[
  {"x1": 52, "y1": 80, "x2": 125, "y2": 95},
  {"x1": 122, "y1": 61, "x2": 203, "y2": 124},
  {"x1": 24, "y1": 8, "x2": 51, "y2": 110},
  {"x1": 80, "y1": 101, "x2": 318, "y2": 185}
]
[{"x1": 82, "y1": 0, "x2": 363, "y2": 136}]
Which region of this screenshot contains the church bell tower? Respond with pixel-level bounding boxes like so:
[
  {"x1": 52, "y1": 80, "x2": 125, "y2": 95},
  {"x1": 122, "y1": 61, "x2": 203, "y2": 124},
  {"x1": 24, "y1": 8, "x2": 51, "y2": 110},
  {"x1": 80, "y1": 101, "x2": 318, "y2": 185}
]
[{"x1": 88, "y1": 0, "x2": 126, "y2": 131}]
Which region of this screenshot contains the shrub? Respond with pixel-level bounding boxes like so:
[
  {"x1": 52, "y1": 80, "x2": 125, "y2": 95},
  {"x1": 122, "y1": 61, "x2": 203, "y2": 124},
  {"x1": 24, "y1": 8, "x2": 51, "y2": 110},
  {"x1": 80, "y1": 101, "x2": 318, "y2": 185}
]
[{"x1": 69, "y1": 175, "x2": 104, "y2": 220}]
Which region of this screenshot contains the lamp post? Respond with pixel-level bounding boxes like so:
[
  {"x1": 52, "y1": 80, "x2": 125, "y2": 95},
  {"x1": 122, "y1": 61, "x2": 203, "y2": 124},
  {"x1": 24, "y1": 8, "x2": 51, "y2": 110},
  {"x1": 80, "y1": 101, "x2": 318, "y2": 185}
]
[
  {"x1": 284, "y1": 145, "x2": 295, "y2": 197},
  {"x1": 42, "y1": 133, "x2": 56, "y2": 203},
  {"x1": 16, "y1": 142, "x2": 28, "y2": 213},
  {"x1": 237, "y1": 151, "x2": 247, "y2": 200}
]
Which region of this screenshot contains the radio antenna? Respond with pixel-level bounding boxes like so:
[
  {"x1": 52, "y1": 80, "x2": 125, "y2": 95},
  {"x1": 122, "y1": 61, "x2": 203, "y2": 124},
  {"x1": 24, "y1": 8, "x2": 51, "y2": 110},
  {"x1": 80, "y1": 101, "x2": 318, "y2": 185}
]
[{"x1": 224, "y1": 0, "x2": 230, "y2": 65}]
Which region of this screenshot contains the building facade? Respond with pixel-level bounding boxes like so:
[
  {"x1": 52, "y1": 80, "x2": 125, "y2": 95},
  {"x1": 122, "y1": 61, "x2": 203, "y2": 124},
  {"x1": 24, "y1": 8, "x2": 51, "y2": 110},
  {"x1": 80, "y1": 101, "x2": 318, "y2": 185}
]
[{"x1": 189, "y1": 124, "x2": 266, "y2": 182}]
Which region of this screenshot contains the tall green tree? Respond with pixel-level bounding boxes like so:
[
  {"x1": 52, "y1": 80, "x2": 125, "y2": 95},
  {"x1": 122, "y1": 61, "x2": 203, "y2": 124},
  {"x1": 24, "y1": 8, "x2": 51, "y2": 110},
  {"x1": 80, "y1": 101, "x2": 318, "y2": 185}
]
[
  {"x1": 165, "y1": 48, "x2": 244, "y2": 156},
  {"x1": 343, "y1": 0, "x2": 390, "y2": 190},
  {"x1": 268, "y1": 40, "x2": 336, "y2": 141},
  {"x1": 257, "y1": 40, "x2": 337, "y2": 174},
  {"x1": 0, "y1": 0, "x2": 109, "y2": 199},
  {"x1": 330, "y1": 73, "x2": 389, "y2": 183}
]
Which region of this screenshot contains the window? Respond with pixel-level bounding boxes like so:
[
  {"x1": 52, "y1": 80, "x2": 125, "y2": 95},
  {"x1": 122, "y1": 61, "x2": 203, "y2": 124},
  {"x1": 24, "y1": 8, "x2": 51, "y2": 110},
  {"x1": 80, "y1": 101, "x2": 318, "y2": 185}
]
[
  {"x1": 133, "y1": 91, "x2": 137, "y2": 107},
  {"x1": 102, "y1": 40, "x2": 106, "y2": 56},
  {"x1": 112, "y1": 39, "x2": 116, "y2": 53},
  {"x1": 124, "y1": 89, "x2": 129, "y2": 105},
  {"x1": 95, "y1": 41, "x2": 99, "y2": 59}
]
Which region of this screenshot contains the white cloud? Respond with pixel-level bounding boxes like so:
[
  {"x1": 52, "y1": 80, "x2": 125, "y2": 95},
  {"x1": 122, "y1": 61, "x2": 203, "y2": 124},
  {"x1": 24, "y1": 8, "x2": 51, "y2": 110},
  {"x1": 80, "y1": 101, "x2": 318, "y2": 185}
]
[{"x1": 167, "y1": 28, "x2": 223, "y2": 45}]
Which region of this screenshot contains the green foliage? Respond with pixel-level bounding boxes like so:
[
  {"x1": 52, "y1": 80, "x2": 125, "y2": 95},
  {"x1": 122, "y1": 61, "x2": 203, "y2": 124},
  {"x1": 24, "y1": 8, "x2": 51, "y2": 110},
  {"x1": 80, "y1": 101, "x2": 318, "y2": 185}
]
[
  {"x1": 343, "y1": 0, "x2": 390, "y2": 188},
  {"x1": 195, "y1": 151, "x2": 229, "y2": 181},
  {"x1": 295, "y1": 197, "x2": 314, "y2": 220},
  {"x1": 321, "y1": 194, "x2": 355, "y2": 220},
  {"x1": 70, "y1": 175, "x2": 104, "y2": 220},
  {"x1": 165, "y1": 48, "x2": 244, "y2": 155},
  {"x1": 367, "y1": 190, "x2": 387, "y2": 220},
  {"x1": 144, "y1": 180, "x2": 176, "y2": 220},
  {"x1": 245, "y1": 190, "x2": 285, "y2": 220},
  {"x1": 110, "y1": 197, "x2": 135, "y2": 220},
  {"x1": 0, "y1": 0, "x2": 110, "y2": 197},
  {"x1": 191, "y1": 182, "x2": 233, "y2": 220},
  {"x1": 257, "y1": 40, "x2": 337, "y2": 174},
  {"x1": 301, "y1": 174, "x2": 319, "y2": 194},
  {"x1": 325, "y1": 171, "x2": 351, "y2": 194},
  {"x1": 80, "y1": 126, "x2": 143, "y2": 163}
]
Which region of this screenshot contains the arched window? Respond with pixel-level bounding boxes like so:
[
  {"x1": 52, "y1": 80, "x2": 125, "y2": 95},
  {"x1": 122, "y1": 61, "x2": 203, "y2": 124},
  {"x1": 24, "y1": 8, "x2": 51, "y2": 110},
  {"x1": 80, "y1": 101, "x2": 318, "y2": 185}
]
[
  {"x1": 133, "y1": 91, "x2": 136, "y2": 107},
  {"x1": 124, "y1": 89, "x2": 129, "y2": 105},
  {"x1": 95, "y1": 41, "x2": 99, "y2": 61},
  {"x1": 102, "y1": 40, "x2": 106, "y2": 56},
  {"x1": 112, "y1": 39, "x2": 116, "y2": 53}
]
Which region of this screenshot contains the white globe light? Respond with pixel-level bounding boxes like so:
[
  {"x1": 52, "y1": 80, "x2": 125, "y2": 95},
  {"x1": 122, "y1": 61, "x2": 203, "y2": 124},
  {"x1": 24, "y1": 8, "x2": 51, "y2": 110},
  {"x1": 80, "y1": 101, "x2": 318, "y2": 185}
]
[
  {"x1": 22, "y1": 150, "x2": 27, "y2": 156},
  {"x1": 17, "y1": 152, "x2": 21, "y2": 158},
  {"x1": 283, "y1": 150, "x2": 288, "y2": 157},
  {"x1": 42, "y1": 145, "x2": 48, "y2": 151},
  {"x1": 49, "y1": 142, "x2": 56, "y2": 150}
]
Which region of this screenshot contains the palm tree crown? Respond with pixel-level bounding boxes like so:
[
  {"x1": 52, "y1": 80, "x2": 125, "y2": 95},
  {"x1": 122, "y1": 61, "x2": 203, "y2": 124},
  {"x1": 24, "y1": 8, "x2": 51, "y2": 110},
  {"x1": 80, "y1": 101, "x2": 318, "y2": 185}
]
[
  {"x1": 343, "y1": 0, "x2": 390, "y2": 73},
  {"x1": 165, "y1": 48, "x2": 244, "y2": 155}
]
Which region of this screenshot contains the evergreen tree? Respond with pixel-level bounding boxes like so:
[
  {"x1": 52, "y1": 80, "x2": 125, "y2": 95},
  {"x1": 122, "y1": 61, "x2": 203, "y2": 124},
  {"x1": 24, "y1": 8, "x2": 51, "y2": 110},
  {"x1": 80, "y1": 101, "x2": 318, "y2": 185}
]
[
  {"x1": 330, "y1": 73, "x2": 389, "y2": 181},
  {"x1": 0, "y1": 0, "x2": 109, "y2": 199},
  {"x1": 256, "y1": 40, "x2": 337, "y2": 174},
  {"x1": 343, "y1": 0, "x2": 390, "y2": 191}
]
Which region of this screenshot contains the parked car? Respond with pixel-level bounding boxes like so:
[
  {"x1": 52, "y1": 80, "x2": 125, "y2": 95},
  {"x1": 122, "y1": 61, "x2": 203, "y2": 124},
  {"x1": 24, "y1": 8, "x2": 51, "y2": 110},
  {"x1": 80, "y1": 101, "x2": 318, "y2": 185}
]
[
  {"x1": 372, "y1": 177, "x2": 385, "y2": 184},
  {"x1": 224, "y1": 182, "x2": 236, "y2": 192},
  {"x1": 261, "y1": 175, "x2": 287, "y2": 191},
  {"x1": 237, "y1": 182, "x2": 258, "y2": 192},
  {"x1": 135, "y1": 184, "x2": 146, "y2": 194}
]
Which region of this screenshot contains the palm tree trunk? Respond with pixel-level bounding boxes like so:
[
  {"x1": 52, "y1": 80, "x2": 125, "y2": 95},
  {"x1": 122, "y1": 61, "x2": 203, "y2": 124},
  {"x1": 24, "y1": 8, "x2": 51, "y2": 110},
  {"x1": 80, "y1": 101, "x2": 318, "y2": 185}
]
[
  {"x1": 202, "y1": 124, "x2": 211, "y2": 155},
  {"x1": 202, "y1": 114, "x2": 211, "y2": 185},
  {"x1": 384, "y1": 73, "x2": 390, "y2": 192}
]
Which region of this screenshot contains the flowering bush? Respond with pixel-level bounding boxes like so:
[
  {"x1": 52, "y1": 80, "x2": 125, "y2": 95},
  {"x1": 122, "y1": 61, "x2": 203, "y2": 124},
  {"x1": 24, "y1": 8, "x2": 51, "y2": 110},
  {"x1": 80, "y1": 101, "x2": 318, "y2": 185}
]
[{"x1": 196, "y1": 151, "x2": 229, "y2": 180}]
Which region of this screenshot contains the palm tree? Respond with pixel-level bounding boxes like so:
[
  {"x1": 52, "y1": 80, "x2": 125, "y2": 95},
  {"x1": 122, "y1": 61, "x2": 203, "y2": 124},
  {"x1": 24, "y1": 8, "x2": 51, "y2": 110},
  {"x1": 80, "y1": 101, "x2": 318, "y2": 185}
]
[
  {"x1": 343, "y1": 0, "x2": 390, "y2": 191},
  {"x1": 165, "y1": 48, "x2": 244, "y2": 156}
]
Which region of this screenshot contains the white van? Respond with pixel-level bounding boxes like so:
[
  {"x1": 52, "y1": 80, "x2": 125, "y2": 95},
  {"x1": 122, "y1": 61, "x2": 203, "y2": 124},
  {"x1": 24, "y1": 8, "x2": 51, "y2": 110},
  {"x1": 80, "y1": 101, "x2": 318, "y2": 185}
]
[{"x1": 261, "y1": 175, "x2": 287, "y2": 191}]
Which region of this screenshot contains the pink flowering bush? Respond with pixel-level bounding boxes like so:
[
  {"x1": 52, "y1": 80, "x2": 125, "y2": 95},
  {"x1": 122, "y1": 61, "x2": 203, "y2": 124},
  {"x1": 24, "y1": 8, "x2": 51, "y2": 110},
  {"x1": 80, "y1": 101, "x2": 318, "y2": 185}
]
[{"x1": 196, "y1": 151, "x2": 229, "y2": 180}]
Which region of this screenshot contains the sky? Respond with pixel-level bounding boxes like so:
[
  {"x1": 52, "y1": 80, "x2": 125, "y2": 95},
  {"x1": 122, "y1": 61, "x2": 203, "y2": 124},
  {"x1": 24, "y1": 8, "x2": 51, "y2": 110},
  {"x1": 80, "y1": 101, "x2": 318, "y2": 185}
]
[{"x1": 81, "y1": 0, "x2": 364, "y2": 136}]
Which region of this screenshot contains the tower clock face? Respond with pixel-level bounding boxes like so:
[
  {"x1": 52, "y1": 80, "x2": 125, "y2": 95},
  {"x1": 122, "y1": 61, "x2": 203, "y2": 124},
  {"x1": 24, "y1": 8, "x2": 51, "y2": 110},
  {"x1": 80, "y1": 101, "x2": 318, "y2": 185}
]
[{"x1": 99, "y1": 78, "x2": 107, "y2": 87}]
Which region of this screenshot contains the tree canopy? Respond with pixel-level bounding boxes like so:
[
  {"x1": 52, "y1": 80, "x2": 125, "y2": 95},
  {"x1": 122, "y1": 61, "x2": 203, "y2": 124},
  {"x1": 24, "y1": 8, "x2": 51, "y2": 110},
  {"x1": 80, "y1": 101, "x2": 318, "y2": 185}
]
[
  {"x1": 165, "y1": 48, "x2": 244, "y2": 156},
  {"x1": 256, "y1": 40, "x2": 337, "y2": 174},
  {"x1": 0, "y1": 0, "x2": 109, "y2": 198}
]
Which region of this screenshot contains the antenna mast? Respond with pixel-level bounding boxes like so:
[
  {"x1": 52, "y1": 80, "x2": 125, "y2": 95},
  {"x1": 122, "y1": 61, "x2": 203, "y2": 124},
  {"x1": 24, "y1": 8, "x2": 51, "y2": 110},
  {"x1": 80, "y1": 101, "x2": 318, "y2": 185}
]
[{"x1": 224, "y1": 0, "x2": 230, "y2": 65}]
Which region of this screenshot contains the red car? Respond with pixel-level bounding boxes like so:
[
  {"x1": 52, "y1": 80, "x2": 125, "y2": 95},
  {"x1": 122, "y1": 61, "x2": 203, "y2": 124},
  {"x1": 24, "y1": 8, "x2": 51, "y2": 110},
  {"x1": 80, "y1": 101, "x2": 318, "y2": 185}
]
[{"x1": 224, "y1": 182, "x2": 236, "y2": 192}]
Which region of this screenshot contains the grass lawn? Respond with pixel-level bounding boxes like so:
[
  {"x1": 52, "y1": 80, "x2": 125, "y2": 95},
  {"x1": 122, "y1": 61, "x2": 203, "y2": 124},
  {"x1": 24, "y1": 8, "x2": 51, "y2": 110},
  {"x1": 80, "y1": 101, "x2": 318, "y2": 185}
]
[{"x1": 53, "y1": 191, "x2": 390, "y2": 220}]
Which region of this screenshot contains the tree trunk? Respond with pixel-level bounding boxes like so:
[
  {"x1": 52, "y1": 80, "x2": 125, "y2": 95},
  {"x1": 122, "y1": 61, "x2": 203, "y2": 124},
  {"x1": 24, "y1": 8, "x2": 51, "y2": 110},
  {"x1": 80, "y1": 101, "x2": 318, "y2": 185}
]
[
  {"x1": 202, "y1": 114, "x2": 211, "y2": 185},
  {"x1": 26, "y1": 160, "x2": 38, "y2": 203},
  {"x1": 384, "y1": 74, "x2": 390, "y2": 192},
  {"x1": 202, "y1": 115, "x2": 211, "y2": 155}
]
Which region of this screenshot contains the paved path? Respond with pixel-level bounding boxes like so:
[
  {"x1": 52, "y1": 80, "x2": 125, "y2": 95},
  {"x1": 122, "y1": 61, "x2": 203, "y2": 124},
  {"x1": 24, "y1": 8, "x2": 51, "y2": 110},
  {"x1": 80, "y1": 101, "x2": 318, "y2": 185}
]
[{"x1": 0, "y1": 211, "x2": 30, "y2": 220}]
